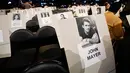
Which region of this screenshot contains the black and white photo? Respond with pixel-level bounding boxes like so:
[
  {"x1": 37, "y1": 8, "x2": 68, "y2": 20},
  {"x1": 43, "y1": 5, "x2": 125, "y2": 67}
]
[
  {"x1": 76, "y1": 16, "x2": 100, "y2": 48},
  {"x1": 60, "y1": 14, "x2": 66, "y2": 19},
  {"x1": 96, "y1": 7, "x2": 101, "y2": 14},
  {"x1": 13, "y1": 14, "x2": 20, "y2": 20}
]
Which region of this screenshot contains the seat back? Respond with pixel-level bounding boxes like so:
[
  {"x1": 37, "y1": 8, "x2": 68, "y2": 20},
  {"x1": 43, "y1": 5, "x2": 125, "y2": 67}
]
[
  {"x1": 32, "y1": 15, "x2": 38, "y2": 22},
  {"x1": 7, "y1": 29, "x2": 36, "y2": 68},
  {"x1": 36, "y1": 26, "x2": 56, "y2": 38},
  {"x1": 39, "y1": 47, "x2": 61, "y2": 60},
  {"x1": 10, "y1": 29, "x2": 34, "y2": 52},
  {"x1": 26, "y1": 20, "x2": 39, "y2": 33},
  {"x1": 24, "y1": 61, "x2": 68, "y2": 73},
  {"x1": 36, "y1": 26, "x2": 59, "y2": 46}
]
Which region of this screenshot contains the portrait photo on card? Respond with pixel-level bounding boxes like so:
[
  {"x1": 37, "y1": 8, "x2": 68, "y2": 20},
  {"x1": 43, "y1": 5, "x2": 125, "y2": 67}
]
[
  {"x1": 76, "y1": 16, "x2": 100, "y2": 48},
  {"x1": 96, "y1": 7, "x2": 101, "y2": 14},
  {"x1": 58, "y1": 13, "x2": 68, "y2": 20},
  {"x1": 12, "y1": 14, "x2": 22, "y2": 28},
  {"x1": 13, "y1": 14, "x2": 20, "y2": 20}
]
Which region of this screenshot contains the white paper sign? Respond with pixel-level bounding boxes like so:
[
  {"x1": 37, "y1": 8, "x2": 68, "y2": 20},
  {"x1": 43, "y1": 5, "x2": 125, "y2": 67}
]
[
  {"x1": 0, "y1": 30, "x2": 4, "y2": 42},
  {"x1": 76, "y1": 6, "x2": 88, "y2": 17},
  {"x1": 53, "y1": 14, "x2": 115, "y2": 73},
  {"x1": 76, "y1": 16, "x2": 106, "y2": 68},
  {"x1": 37, "y1": 11, "x2": 52, "y2": 28},
  {"x1": 11, "y1": 13, "x2": 22, "y2": 28},
  {"x1": 78, "y1": 41, "x2": 106, "y2": 68}
]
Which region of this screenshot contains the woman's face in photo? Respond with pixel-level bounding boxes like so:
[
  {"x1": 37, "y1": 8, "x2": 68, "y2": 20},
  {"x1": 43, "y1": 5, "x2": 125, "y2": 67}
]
[
  {"x1": 14, "y1": 15, "x2": 19, "y2": 19},
  {"x1": 82, "y1": 21, "x2": 91, "y2": 33}
]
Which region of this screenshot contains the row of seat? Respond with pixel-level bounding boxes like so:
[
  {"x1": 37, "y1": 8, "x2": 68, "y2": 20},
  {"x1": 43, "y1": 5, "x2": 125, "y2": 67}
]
[{"x1": 0, "y1": 23, "x2": 69, "y2": 73}]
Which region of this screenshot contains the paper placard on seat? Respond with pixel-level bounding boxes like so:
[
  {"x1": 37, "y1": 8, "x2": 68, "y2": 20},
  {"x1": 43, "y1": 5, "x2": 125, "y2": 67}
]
[
  {"x1": 0, "y1": 30, "x2": 4, "y2": 42},
  {"x1": 37, "y1": 9, "x2": 53, "y2": 28},
  {"x1": 76, "y1": 15, "x2": 106, "y2": 68},
  {"x1": 11, "y1": 13, "x2": 22, "y2": 28},
  {"x1": 76, "y1": 6, "x2": 88, "y2": 17},
  {"x1": 8, "y1": 12, "x2": 25, "y2": 34},
  {"x1": 53, "y1": 14, "x2": 115, "y2": 73},
  {"x1": 0, "y1": 15, "x2": 11, "y2": 58},
  {"x1": 72, "y1": 6, "x2": 90, "y2": 17}
]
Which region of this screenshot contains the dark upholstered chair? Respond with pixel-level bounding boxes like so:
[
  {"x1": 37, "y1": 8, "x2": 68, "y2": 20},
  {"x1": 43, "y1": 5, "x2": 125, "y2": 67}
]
[
  {"x1": 23, "y1": 61, "x2": 68, "y2": 73},
  {"x1": 26, "y1": 20, "x2": 39, "y2": 33},
  {"x1": 7, "y1": 29, "x2": 36, "y2": 68}
]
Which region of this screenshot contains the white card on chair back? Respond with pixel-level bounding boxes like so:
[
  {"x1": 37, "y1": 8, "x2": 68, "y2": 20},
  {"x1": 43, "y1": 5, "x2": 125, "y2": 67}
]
[
  {"x1": 11, "y1": 13, "x2": 22, "y2": 28},
  {"x1": 76, "y1": 6, "x2": 88, "y2": 17},
  {"x1": 76, "y1": 15, "x2": 106, "y2": 68},
  {"x1": 37, "y1": 10, "x2": 53, "y2": 28},
  {"x1": 52, "y1": 14, "x2": 115, "y2": 73},
  {"x1": 8, "y1": 12, "x2": 25, "y2": 34},
  {"x1": 0, "y1": 15, "x2": 11, "y2": 58}
]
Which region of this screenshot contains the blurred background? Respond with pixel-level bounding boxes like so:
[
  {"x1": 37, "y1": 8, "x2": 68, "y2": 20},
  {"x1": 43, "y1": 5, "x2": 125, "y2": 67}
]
[{"x1": 0, "y1": 0, "x2": 128, "y2": 9}]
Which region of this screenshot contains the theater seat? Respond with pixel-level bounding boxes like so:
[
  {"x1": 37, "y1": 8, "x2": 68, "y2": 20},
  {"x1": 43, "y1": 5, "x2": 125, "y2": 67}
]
[
  {"x1": 7, "y1": 29, "x2": 36, "y2": 69},
  {"x1": 39, "y1": 47, "x2": 61, "y2": 60},
  {"x1": 26, "y1": 20, "x2": 39, "y2": 33},
  {"x1": 36, "y1": 26, "x2": 59, "y2": 46},
  {"x1": 23, "y1": 61, "x2": 68, "y2": 73},
  {"x1": 36, "y1": 26, "x2": 56, "y2": 38},
  {"x1": 32, "y1": 15, "x2": 38, "y2": 22}
]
